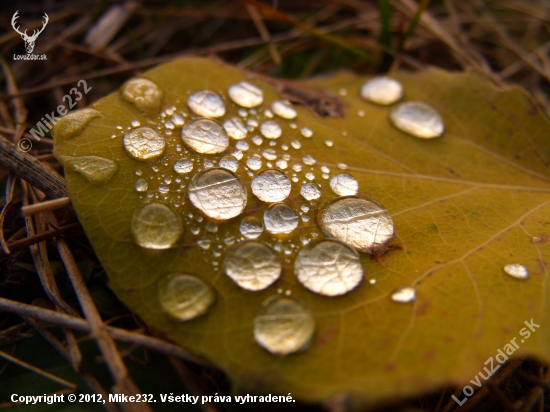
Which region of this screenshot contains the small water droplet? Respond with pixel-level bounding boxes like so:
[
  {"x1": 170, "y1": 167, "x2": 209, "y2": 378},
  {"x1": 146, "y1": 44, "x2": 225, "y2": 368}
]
[
  {"x1": 275, "y1": 159, "x2": 288, "y2": 170},
  {"x1": 369, "y1": 278, "x2": 377, "y2": 285},
  {"x1": 318, "y1": 197, "x2": 394, "y2": 254},
  {"x1": 238, "y1": 108, "x2": 248, "y2": 117},
  {"x1": 391, "y1": 286, "x2": 416, "y2": 303},
  {"x1": 131, "y1": 120, "x2": 141, "y2": 128},
  {"x1": 329, "y1": 173, "x2": 358, "y2": 196},
  {"x1": 236, "y1": 140, "x2": 249, "y2": 151},
  {"x1": 358, "y1": 110, "x2": 365, "y2": 117},
  {"x1": 305, "y1": 172, "x2": 315, "y2": 181},
  {"x1": 224, "y1": 241, "x2": 281, "y2": 291},
  {"x1": 135, "y1": 179, "x2": 148, "y2": 192},
  {"x1": 159, "y1": 185, "x2": 169, "y2": 194},
  {"x1": 339, "y1": 88, "x2": 348, "y2": 96},
  {"x1": 223, "y1": 117, "x2": 248, "y2": 140},
  {"x1": 360, "y1": 76, "x2": 403, "y2": 105},
  {"x1": 240, "y1": 216, "x2": 264, "y2": 239},
  {"x1": 219, "y1": 155, "x2": 239, "y2": 172},
  {"x1": 158, "y1": 274, "x2": 215, "y2": 321},
  {"x1": 264, "y1": 109, "x2": 274, "y2": 118},
  {"x1": 320, "y1": 166, "x2": 330, "y2": 174},
  {"x1": 246, "y1": 155, "x2": 263, "y2": 171},
  {"x1": 191, "y1": 225, "x2": 200, "y2": 235},
  {"x1": 187, "y1": 90, "x2": 225, "y2": 118},
  {"x1": 181, "y1": 118, "x2": 229, "y2": 154},
  {"x1": 300, "y1": 182, "x2": 321, "y2": 200},
  {"x1": 281, "y1": 143, "x2": 289, "y2": 151},
  {"x1": 390, "y1": 101, "x2": 444, "y2": 138},
  {"x1": 302, "y1": 155, "x2": 316, "y2": 165},
  {"x1": 63, "y1": 155, "x2": 117, "y2": 185},
  {"x1": 264, "y1": 203, "x2": 299, "y2": 234},
  {"x1": 290, "y1": 141, "x2": 301, "y2": 150},
  {"x1": 271, "y1": 99, "x2": 297, "y2": 120},
  {"x1": 197, "y1": 238, "x2": 211, "y2": 250},
  {"x1": 261, "y1": 148, "x2": 276, "y2": 161},
  {"x1": 123, "y1": 127, "x2": 165, "y2": 161},
  {"x1": 252, "y1": 135, "x2": 263, "y2": 146},
  {"x1": 188, "y1": 168, "x2": 247, "y2": 220},
  {"x1": 337, "y1": 163, "x2": 348, "y2": 170},
  {"x1": 325, "y1": 140, "x2": 333, "y2": 147},
  {"x1": 205, "y1": 221, "x2": 218, "y2": 233},
  {"x1": 172, "y1": 113, "x2": 185, "y2": 126},
  {"x1": 120, "y1": 78, "x2": 162, "y2": 113},
  {"x1": 503, "y1": 263, "x2": 529, "y2": 280},
  {"x1": 300, "y1": 127, "x2": 313, "y2": 138},
  {"x1": 251, "y1": 169, "x2": 292, "y2": 203},
  {"x1": 131, "y1": 203, "x2": 183, "y2": 249},
  {"x1": 254, "y1": 295, "x2": 315, "y2": 355},
  {"x1": 292, "y1": 164, "x2": 302, "y2": 172},
  {"x1": 173, "y1": 158, "x2": 193, "y2": 174},
  {"x1": 228, "y1": 81, "x2": 264, "y2": 108},
  {"x1": 260, "y1": 120, "x2": 282, "y2": 139},
  {"x1": 164, "y1": 121, "x2": 175, "y2": 130},
  {"x1": 231, "y1": 149, "x2": 244, "y2": 160}
]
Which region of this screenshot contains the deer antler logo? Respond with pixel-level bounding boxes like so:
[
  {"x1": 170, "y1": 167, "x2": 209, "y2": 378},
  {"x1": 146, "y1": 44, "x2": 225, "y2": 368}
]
[{"x1": 11, "y1": 11, "x2": 49, "y2": 54}]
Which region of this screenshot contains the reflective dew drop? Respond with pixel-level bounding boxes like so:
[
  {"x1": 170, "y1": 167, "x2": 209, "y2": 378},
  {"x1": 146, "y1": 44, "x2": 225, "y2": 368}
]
[
  {"x1": 360, "y1": 76, "x2": 403, "y2": 105},
  {"x1": 260, "y1": 120, "x2": 282, "y2": 139},
  {"x1": 187, "y1": 90, "x2": 225, "y2": 118},
  {"x1": 123, "y1": 127, "x2": 165, "y2": 161},
  {"x1": 390, "y1": 101, "x2": 444, "y2": 139},
  {"x1": 251, "y1": 169, "x2": 292, "y2": 203},
  {"x1": 158, "y1": 274, "x2": 215, "y2": 321},
  {"x1": 246, "y1": 154, "x2": 262, "y2": 171},
  {"x1": 318, "y1": 197, "x2": 394, "y2": 254},
  {"x1": 53, "y1": 108, "x2": 101, "y2": 140},
  {"x1": 131, "y1": 203, "x2": 183, "y2": 249},
  {"x1": 228, "y1": 81, "x2": 264, "y2": 108},
  {"x1": 181, "y1": 118, "x2": 229, "y2": 154},
  {"x1": 135, "y1": 178, "x2": 148, "y2": 192},
  {"x1": 224, "y1": 241, "x2": 281, "y2": 291},
  {"x1": 300, "y1": 127, "x2": 313, "y2": 138},
  {"x1": 120, "y1": 78, "x2": 162, "y2": 113},
  {"x1": 188, "y1": 168, "x2": 247, "y2": 220},
  {"x1": 223, "y1": 117, "x2": 248, "y2": 140},
  {"x1": 253, "y1": 296, "x2": 315, "y2": 356},
  {"x1": 219, "y1": 155, "x2": 239, "y2": 172},
  {"x1": 173, "y1": 158, "x2": 193, "y2": 174},
  {"x1": 272, "y1": 100, "x2": 297, "y2": 119},
  {"x1": 264, "y1": 203, "x2": 299, "y2": 235},
  {"x1": 295, "y1": 240, "x2": 363, "y2": 296},
  {"x1": 300, "y1": 182, "x2": 321, "y2": 201},
  {"x1": 240, "y1": 216, "x2": 264, "y2": 239},
  {"x1": 503, "y1": 263, "x2": 529, "y2": 280},
  {"x1": 391, "y1": 286, "x2": 416, "y2": 303},
  {"x1": 330, "y1": 173, "x2": 359, "y2": 196},
  {"x1": 63, "y1": 155, "x2": 117, "y2": 185}
]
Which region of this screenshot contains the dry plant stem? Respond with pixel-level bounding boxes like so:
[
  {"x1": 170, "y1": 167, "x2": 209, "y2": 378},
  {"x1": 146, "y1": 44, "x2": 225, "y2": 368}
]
[
  {"x1": 22, "y1": 197, "x2": 72, "y2": 217},
  {"x1": 244, "y1": 3, "x2": 282, "y2": 65},
  {"x1": 1, "y1": 59, "x2": 28, "y2": 143},
  {"x1": 520, "y1": 367, "x2": 550, "y2": 412},
  {"x1": 0, "y1": 297, "x2": 208, "y2": 366},
  {"x1": 0, "y1": 173, "x2": 16, "y2": 254}
]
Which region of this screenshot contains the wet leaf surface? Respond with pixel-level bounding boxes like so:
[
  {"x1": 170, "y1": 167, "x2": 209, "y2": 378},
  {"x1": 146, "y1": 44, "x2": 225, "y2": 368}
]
[{"x1": 53, "y1": 58, "x2": 550, "y2": 407}]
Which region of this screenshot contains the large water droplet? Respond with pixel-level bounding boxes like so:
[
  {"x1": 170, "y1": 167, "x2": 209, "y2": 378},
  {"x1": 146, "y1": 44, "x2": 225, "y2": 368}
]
[
  {"x1": 54, "y1": 108, "x2": 101, "y2": 140},
  {"x1": 131, "y1": 203, "x2": 183, "y2": 249},
  {"x1": 240, "y1": 216, "x2": 264, "y2": 239},
  {"x1": 264, "y1": 203, "x2": 299, "y2": 234},
  {"x1": 391, "y1": 286, "x2": 416, "y2": 303},
  {"x1": 223, "y1": 117, "x2": 248, "y2": 140},
  {"x1": 271, "y1": 100, "x2": 297, "y2": 119},
  {"x1": 251, "y1": 169, "x2": 292, "y2": 203},
  {"x1": 390, "y1": 101, "x2": 444, "y2": 138},
  {"x1": 187, "y1": 90, "x2": 225, "y2": 118},
  {"x1": 123, "y1": 127, "x2": 165, "y2": 161},
  {"x1": 158, "y1": 274, "x2": 215, "y2": 321},
  {"x1": 300, "y1": 182, "x2": 321, "y2": 200},
  {"x1": 173, "y1": 158, "x2": 193, "y2": 174},
  {"x1": 224, "y1": 241, "x2": 281, "y2": 291},
  {"x1": 188, "y1": 168, "x2": 247, "y2": 220},
  {"x1": 503, "y1": 263, "x2": 529, "y2": 280},
  {"x1": 330, "y1": 173, "x2": 359, "y2": 196},
  {"x1": 260, "y1": 120, "x2": 282, "y2": 139},
  {"x1": 63, "y1": 155, "x2": 117, "y2": 185},
  {"x1": 219, "y1": 155, "x2": 239, "y2": 172},
  {"x1": 181, "y1": 118, "x2": 229, "y2": 154},
  {"x1": 295, "y1": 240, "x2": 363, "y2": 296},
  {"x1": 360, "y1": 76, "x2": 403, "y2": 105},
  {"x1": 253, "y1": 296, "x2": 315, "y2": 355},
  {"x1": 318, "y1": 197, "x2": 394, "y2": 254},
  {"x1": 120, "y1": 78, "x2": 162, "y2": 113},
  {"x1": 228, "y1": 81, "x2": 264, "y2": 108}
]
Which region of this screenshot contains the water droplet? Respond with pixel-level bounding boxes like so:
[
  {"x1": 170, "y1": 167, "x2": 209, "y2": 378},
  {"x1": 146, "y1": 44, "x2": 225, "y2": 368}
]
[
  {"x1": 131, "y1": 203, "x2": 183, "y2": 249},
  {"x1": 369, "y1": 278, "x2": 377, "y2": 285},
  {"x1": 219, "y1": 155, "x2": 239, "y2": 172},
  {"x1": 264, "y1": 203, "x2": 299, "y2": 234},
  {"x1": 254, "y1": 296, "x2": 315, "y2": 355},
  {"x1": 339, "y1": 88, "x2": 348, "y2": 96},
  {"x1": 325, "y1": 140, "x2": 333, "y2": 147},
  {"x1": 275, "y1": 159, "x2": 288, "y2": 170},
  {"x1": 360, "y1": 76, "x2": 403, "y2": 105},
  {"x1": 292, "y1": 164, "x2": 302, "y2": 172},
  {"x1": 231, "y1": 149, "x2": 243, "y2": 160},
  {"x1": 390, "y1": 101, "x2": 444, "y2": 139},
  {"x1": 240, "y1": 216, "x2": 264, "y2": 239},
  {"x1": 271, "y1": 100, "x2": 297, "y2": 119},
  {"x1": 318, "y1": 197, "x2": 394, "y2": 254},
  {"x1": 135, "y1": 178, "x2": 148, "y2": 192},
  {"x1": 187, "y1": 90, "x2": 225, "y2": 118},
  {"x1": 295, "y1": 239, "x2": 363, "y2": 296},
  {"x1": 159, "y1": 185, "x2": 169, "y2": 194},
  {"x1": 195, "y1": 215, "x2": 203, "y2": 223},
  {"x1": 63, "y1": 155, "x2": 117, "y2": 185},
  {"x1": 252, "y1": 135, "x2": 263, "y2": 146},
  {"x1": 130, "y1": 120, "x2": 141, "y2": 128},
  {"x1": 251, "y1": 169, "x2": 292, "y2": 202},
  {"x1": 158, "y1": 274, "x2": 215, "y2": 321},
  {"x1": 197, "y1": 238, "x2": 211, "y2": 250},
  {"x1": 358, "y1": 110, "x2": 365, "y2": 117},
  {"x1": 330, "y1": 173, "x2": 358, "y2": 196},
  {"x1": 205, "y1": 221, "x2": 218, "y2": 233},
  {"x1": 188, "y1": 168, "x2": 247, "y2": 220},
  {"x1": 224, "y1": 241, "x2": 281, "y2": 291},
  {"x1": 246, "y1": 155, "x2": 262, "y2": 171},
  {"x1": 260, "y1": 149, "x2": 276, "y2": 161},
  {"x1": 260, "y1": 120, "x2": 282, "y2": 139},
  {"x1": 300, "y1": 127, "x2": 313, "y2": 138},
  {"x1": 123, "y1": 127, "x2": 165, "y2": 161},
  {"x1": 302, "y1": 155, "x2": 316, "y2": 165},
  {"x1": 281, "y1": 143, "x2": 289, "y2": 151},
  {"x1": 54, "y1": 108, "x2": 102, "y2": 140},
  {"x1": 223, "y1": 117, "x2": 248, "y2": 140},
  {"x1": 337, "y1": 163, "x2": 348, "y2": 170},
  {"x1": 236, "y1": 140, "x2": 249, "y2": 151},
  {"x1": 238, "y1": 108, "x2": 248, "y2": 117},
  {"x1": 305, "y1": 172, "x2": 315, "y2": 181},
  {"x1": 173, "y1": 158, "x2": 193, "y2": 174},
  {"x1": 181, "y1": 118, "x2": 229, "y2": 154},
  {"x1": 503, "y1": 263, "x2": 529, "y2": 280},
  {"x1": 172, "y1": 114, "x2": 185, "y2": 126},
  {"x1": 300, "y1": 182, "x2": 321, "y2": 201},
  {"x1": 321, "y1": 166, "x2": 330, "y2": 174},
  {"x1": 290, "y1": 140, "x2": 301, "y2": 150},
  {"x1": 120, "y1": 78, "x2": 162, "y2": 113},
  {"x1": 191, "y1": 225, "x2": 200, "y2": 235},
  {"x1": 228, "y1": 81, "x2": 264, "y2": 108},
  {"x1": 391, "y1": 286, "x2": 416, "y2": 303}
]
